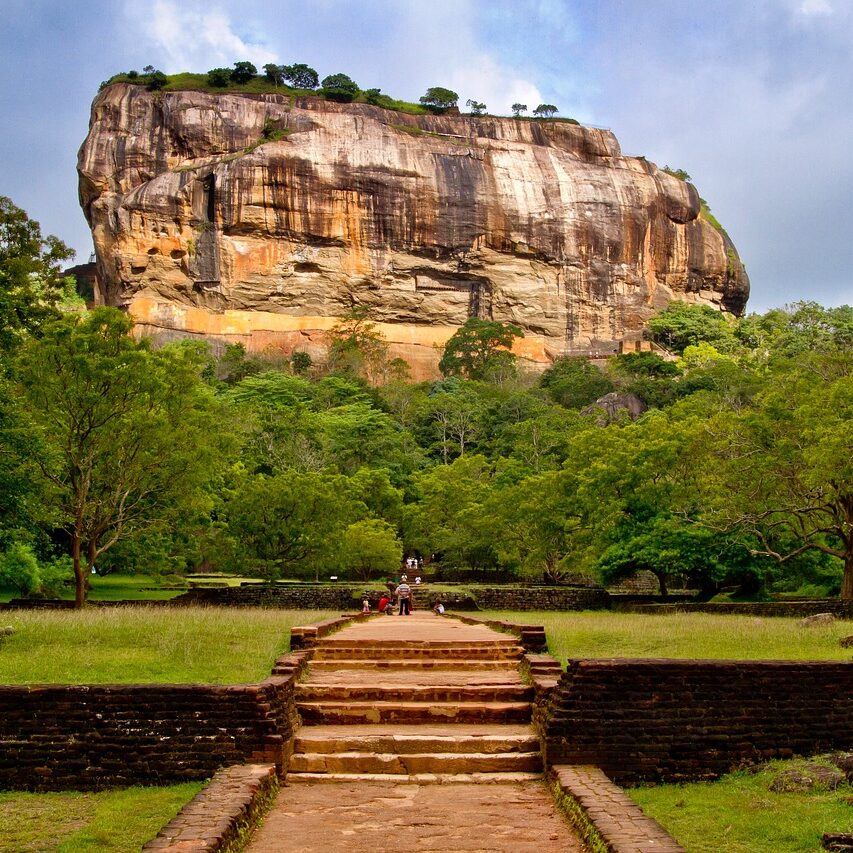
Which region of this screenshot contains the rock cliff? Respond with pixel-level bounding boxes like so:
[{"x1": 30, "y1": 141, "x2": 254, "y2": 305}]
[{"x1": 78, "y1": 83, "x2": 749, "y2": 377}]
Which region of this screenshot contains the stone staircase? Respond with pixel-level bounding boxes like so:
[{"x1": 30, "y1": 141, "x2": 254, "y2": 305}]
[{"x1": 288, "y1": 616, "x2": 543, "y2": 784}]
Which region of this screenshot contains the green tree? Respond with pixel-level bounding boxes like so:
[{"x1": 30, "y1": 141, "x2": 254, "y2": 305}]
[
  {"x1": 0, "y1": 196, "x2": 75, "y2": 351},
  {"x1": 533, "y1": 104, "x2": 558, "y2": 117},
  {"x1": 540, "y1": 357, "x2": 614, "y2": 409},
  {"x1": 438, "y1": 318, "x2": 523, "y2": 380},
  {"x1": 511, "y1": 103, "x2": 527, "y2": 117},
  {"x1": 419, "y1": 87, "x2": 459, "y2": 112},
  {"x1": 146, "y1": 70, "x2": 168, "y2": 91},
  {"x1": 263, "y1": 63, "x2": 284, "y2": 85},
  {"x1": 405, "y1": 455, "x2": 499, "y2": 576},
  {"x1": 703, "y1": 363, "x2": 853, "y2": 599},
  {"x1": 207, "y1": 67, "x2": 232, "y2": 87},
  {"x1": 231, "y1": 61, "x2": 257, "y2": 84},
  {"x1": 226, "y1": 471, "x2": 362, "y2": 580},
  {"x1": 662, "y1": 166, "x2": 692, "y2": 182},
  {"x1": 646, "y1": 301, "x2": 738, "y2": 355},
  {"x1": 342, "y1": 518, "x2": 402, "y2": 581},
  {"x1": 466, "y1": 99, "x2": 487, "y2": 115},
  {"x1": 326, "y1": 306, "x2": 389, "y2": 381},
  {"x1": 490, "y1": 470, "x2": 587, "y2": 584},
  {"x1": 321, "y1": 73, "x2": 359, "y2": 102},
  {"x1": 14, "y1": 308, "x2": 222, "y2": 606},
  {"x1": 282, "y1": 63, "x2": 319, "y2": 89}
]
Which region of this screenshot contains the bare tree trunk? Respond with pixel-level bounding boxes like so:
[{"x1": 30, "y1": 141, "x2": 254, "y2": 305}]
[
  {"x1": 842, "y1": 552, "x2": 853, "y2": 601},
  {"x1": 72, "y1": 533, "x2": 85, "y2": 609}
]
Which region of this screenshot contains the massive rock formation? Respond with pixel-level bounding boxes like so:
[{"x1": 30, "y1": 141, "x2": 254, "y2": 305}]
[{"x1": 78, "y1": 83, "x2": 749, "y2": 377}]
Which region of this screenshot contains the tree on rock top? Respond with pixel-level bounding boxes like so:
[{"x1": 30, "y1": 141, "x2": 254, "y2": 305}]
[
  {"x1": 283, "y1": 63, "x2": 319, "y2": 89},
  {"x1": 439, "y1": 317, "x2": 524, "y2": 380},
  {"x1": 207, "y1": 67, "x2": 232, "y2": 87},
  {"x1": 533, "y1": 103, "x2": 558, "y2": 117},
  {"x1": 321, "y1": 73, "x2": 359, "y2": 102},
  {"x1": 420, "y1": 87, "x2": 459, "y2": 113},
  {"x1": 231, "y1": 61, "x2": 258, "y2": 84}
]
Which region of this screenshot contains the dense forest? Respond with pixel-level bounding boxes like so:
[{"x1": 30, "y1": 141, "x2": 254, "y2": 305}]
[{"x1": 1, "y1": 197, "x2": 851, "y2": 605}]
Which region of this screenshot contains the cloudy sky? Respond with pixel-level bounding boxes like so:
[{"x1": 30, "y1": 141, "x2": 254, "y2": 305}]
[{"x1": 1, "y1": 0, "x2": 851, "y2": 311}]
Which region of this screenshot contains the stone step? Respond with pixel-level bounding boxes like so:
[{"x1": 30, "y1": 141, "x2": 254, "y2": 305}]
[
  {"x1": 293, "y1": 725, "x2": 539, "y2": 755},
  {"x1": 307, "y1": 658, "x2": 519, "y2": 671},
  {"x1": 317, "y1": 638, "x2": 520, "y2": 649},
  {"x1": 295, "y1": 683, "x2": 533, "y2": 703},
  {"x1": 284, "y1": 771, "x2": 543, "y2": 785},
  {"x1": 312, "y1": 646, "x2": 524, "y2": 660},
  {"x1": 297, "y1": 700, "x2": 531, "y2": 725},
  {"x1": 288, "y1": 751, "x2": 543, "y2": 775}
]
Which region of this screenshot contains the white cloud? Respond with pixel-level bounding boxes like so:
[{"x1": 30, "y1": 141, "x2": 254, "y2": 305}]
[
  {"x1": 447, "y1": 54, "x2": 543, "y2": 116},
  {"x1": 799, "y1": 0, "x2": 832, "y2": 16},
  {"x1": 125, "y1": 0, "x2": 277, "y2": 72}
]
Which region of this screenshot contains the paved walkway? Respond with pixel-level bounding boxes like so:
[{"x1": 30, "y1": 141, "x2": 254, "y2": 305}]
[
  {"x1": 247, "y1": 779, "x2": 583, "y2": 852},
  {"x1": 245, "y1": 612, "x2": 583, "y2": 852}
]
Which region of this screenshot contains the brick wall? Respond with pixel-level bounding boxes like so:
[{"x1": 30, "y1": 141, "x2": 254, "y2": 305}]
[
  {"x1": 469, "y1": 586, "x2": 610, "y2": 611},
  {"x1": 542, "y1": 658, "x2": 853, "y2": 785},
  {"x1": 0, "y1": 662, "x2": 307, "y2": 791},
  {"x1": 173, "y1": 584, "x2": 611, "y2": 612},
  {"x1": 617, "y1": 601, "x2": 853, "y2": 618}
]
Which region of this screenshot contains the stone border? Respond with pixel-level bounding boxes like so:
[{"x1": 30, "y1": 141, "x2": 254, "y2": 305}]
[
  {"x1": 143, "y1": 763, "x2": 278, "y2": 852},
  {"x1": 443, "y1": 612, "x2": 547, "y2": 651},
  {"x1": 289, "y1": 612, "x2": 368, "y2": 649},
  {"x1": 551, "y1": 765, "x2": 684, "y2": 853}
]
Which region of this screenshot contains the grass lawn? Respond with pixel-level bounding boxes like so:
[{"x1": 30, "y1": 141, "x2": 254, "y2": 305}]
[
  {"x1": 478, "y1": 610, "x2": 853, "y2": 662},
  {"x1": 629, "y1": 760, "x2": 853, "y2": 852},
  {"x1": 0, "y1": 783, "x2": 201, "y2": 853},
  {"x1": 0, "y1": 607, "x2": 334, "y2": 684}
]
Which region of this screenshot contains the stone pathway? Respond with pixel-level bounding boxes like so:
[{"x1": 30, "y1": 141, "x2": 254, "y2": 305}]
[{"x1": 245, "y1": 612, "x2": 583, "y2": 851}]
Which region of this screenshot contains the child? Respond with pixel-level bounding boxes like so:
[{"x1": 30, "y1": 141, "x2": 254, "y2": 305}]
[{"x1": 362, "y1": 598, "x2": 371, "y2": 614}]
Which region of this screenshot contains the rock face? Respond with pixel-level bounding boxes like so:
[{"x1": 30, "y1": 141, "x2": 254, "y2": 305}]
[{"x1": 78, "y1": 84, "x2": 749, "y2": 377}]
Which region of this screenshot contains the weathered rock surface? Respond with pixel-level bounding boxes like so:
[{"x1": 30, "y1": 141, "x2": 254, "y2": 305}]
[{"x1": 78, "y1": 84, "x2": 749, "y2": 377}]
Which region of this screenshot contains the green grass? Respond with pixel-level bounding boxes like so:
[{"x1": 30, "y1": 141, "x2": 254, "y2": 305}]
[
  {"x1": 629, "y1": 759, "x2": 853, "y2": 852},
  {"x1": 0, "y1": 607, "x2": 334, "y2": 684},
  {"x1": 478, "y1": 610, "x2": 853, "y2": 663},
  {"x1": 0, "y1": 783, "x2": 201, "y2": 853}
]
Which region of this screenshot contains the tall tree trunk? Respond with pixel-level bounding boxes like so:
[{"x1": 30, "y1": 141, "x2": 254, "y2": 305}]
[
  {"x1": 842, "y1": 551, "x2": 853, "y2": 601},
  {"x1": 72, "y1": 532, "x2": 85, "y2": 609}
]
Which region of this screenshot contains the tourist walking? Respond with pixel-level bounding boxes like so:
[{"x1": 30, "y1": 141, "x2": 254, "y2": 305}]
[{"x1": 396, "y1": 575, "x2": 412, "y2": 615}]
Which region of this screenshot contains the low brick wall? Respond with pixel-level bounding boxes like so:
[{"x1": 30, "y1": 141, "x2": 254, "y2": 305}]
[
  {"x1": 469, "y1": 586, "x2": 610, "y2": 611},
  {"x1": 543, "y1": 658, "x2": 853, "y2": 785},
  {"x1": 0, "y1": 651, "x2": 310, "y2": 791},
  {"x1": 446, "y1": 613, "x2": 547, "y2": 651},
  {"x1": 143, "y1": 763, "x2": 278, "y2": 853},
  {"x1": 616, "y1": 600, "x2": 853, "y2": 618},
  {"x1": 551, "y1": 765, "x2": 685, "y2": 853},
  {"x1": 168, "y1": 584, "x2": 611, "y2": 612}
]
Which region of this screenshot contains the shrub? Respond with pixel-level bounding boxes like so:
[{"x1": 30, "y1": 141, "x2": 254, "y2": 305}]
[{"x1": 0, "y1": 543, "x2": 41, "y2": 597}]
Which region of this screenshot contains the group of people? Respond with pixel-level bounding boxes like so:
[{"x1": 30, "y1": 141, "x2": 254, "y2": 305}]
[{"x1": 362, "y1": 573, "x2": 445, "y2": 616}]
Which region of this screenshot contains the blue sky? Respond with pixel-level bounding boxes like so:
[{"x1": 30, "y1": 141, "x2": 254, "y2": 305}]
[{"x1": 1, "y1": 0, "x2": 851, "y2": 311}]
